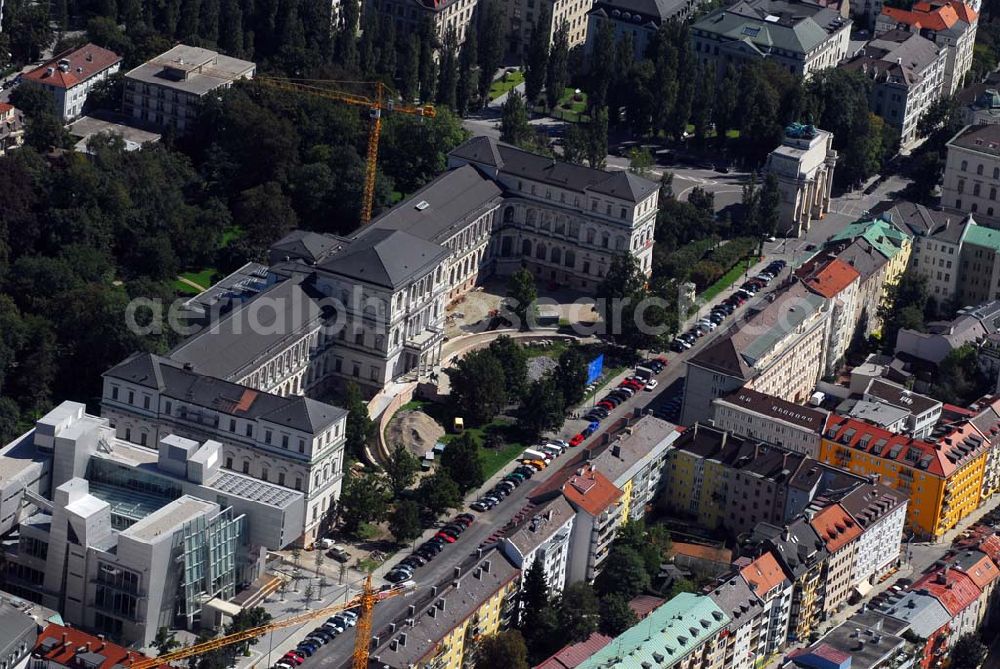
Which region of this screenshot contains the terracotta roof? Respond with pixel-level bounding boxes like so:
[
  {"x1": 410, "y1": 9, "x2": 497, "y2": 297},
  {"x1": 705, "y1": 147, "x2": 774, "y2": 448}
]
[
  {"x1": 669, "y1": 541, "x2": 733, "y2": 564},
  {"x1": 534, "y1": 632, "x2": 613, "y2": 669},
  {"x1": 23, "y1": 43, "x2": 121, "y2": 89},
  {"x1": 628, "y1": 595, "x2": 667, "y2": 619},
  {"x1": 560, "y1": 465, "x2": 622, "y2": 516},
  {"x1": 809, "y1": 503, "x2": 863, "y2": 552},
  {"x1": 880, "y1": 1, "x2": 976, "y2": 31},
  {"x1": 823, "y1": 415, "x2": 987, "y2": 478},
  {"x1": 35, "y1": 624, "x2": 166, "y2": 669},
  {"x1": 803, "y1": 258, "x2": 861, "y2": 299},
  {"x1": 740, "y1": 551, "x2": 789, "y2": 597},
  {"x1": 914, "y1": 568, "x2": 982, "y2": 616},
  {"x1": 950, "y1": 550, "x2": 1000, "y2": 589},
  {"x1": 978, "y1": 534, "x2": 1000, "y2": 563},
  {"x1": 0, "y1": 103, "x2": 12, "y2": 114}
]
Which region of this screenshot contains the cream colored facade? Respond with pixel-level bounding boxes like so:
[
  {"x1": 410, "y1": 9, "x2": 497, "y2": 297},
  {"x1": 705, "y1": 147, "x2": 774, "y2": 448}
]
[
  {"x1": 943, "y1": 124, "x2": 1000, "y2": 221},
  {"x1": 764, "y1": 124, "x2": 838, "y2": 237},
  {"x1": 505, "y1": 0, "x2": 592, "y2": 58}
]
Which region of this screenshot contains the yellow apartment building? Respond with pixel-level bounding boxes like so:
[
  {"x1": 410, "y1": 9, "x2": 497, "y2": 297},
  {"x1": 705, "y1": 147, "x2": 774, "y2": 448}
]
[{"x1": 819, "y1": 416, "x2": 987, "y2": 540}]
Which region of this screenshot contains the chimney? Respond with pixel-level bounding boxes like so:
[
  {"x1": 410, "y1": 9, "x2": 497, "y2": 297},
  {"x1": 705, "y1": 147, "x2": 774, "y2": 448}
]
[
  {"x1": 483, "y1": 559, "x2": 492, "y2": 573},
  {"x1": 454, "y1": 566, "x2": 462, "y2": 578},
  {"x1": 408, "y1": 605, "x2": 416, "y2": 616},
  {"x1": 399, "y1": 633, "x2": 407, "y2": 647},
  {"x1": 612, "y1": 444, "x2": 622, "y2": 458},
  {"x1": 388, "y1": 623, "x2": 397, "y2": 633},
  {"x1": 62, "y1": 634, "x2": 68, "y2": 647}
]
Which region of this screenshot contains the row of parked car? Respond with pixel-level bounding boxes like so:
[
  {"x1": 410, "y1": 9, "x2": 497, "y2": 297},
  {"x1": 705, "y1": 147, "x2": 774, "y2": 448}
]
[
  {"x1": 470, "y1": 444, "x2": 558, "y2": 511},
  {"x1": 384, "y1": 513, "x2": 476, "y2": 583},
  {"x1": 274, "y1": 609, "x2": 360, "y2": 668},
  {"x1": 581, "y1": 359, "x2": 666, "y2": 427},
  {"x1": 670, "y1": 260, "x2": 787, "y2": 352}
]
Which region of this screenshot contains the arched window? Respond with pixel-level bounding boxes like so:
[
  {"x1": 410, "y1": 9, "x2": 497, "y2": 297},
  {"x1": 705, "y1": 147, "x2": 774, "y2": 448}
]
[
  {"x1": 526, "y1": 210, "x2": 537, "y2": 226},
  {"x1": 974, "y1": 183, "x2": 982, "y2": 196},
  {"x1": 962, "y1": 160, "x2": 969, "y2": 171},
  {"x1": 586, "y1": 228, "x2": 596, "y2": 244},
  {"x1": 551, "y1": 247, "x2": 562, "y2": 264},
  {"x1": 522, "y1": 239, "x2": 532, "y2": 256},
  {"x1": 978, "y1": 164, "x2": 984, "y2": 176},
  {"x1": 565, "y1": 250, "x2": 576, "y2": 268},
  {"x1": 536, "y1": 243, "x2": 547, "y2": 260},
  {"x1": 601, "y1": 232, "x2": 610, "y2": 248},
  {"x1": 504, "y1": 207, "x2": 515, "y2": 222},
  {"x1": 994, "y1": 167, "x2": 999, "y2": 179},
  {"x1": 992, "y1": 187, "x2": 997, "y2": 201}
]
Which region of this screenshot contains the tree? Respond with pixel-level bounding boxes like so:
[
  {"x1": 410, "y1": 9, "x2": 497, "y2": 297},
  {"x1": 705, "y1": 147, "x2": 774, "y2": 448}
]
[
  {"x1": 518, "y1": 558, "x2": 550, "y2": 629},
  {"x1": 384, "y1": 442, "x2": 421, "y2": 494},
  {"x1": 389, "y1": 500, "x2": 422, "y2": 544},
  {"x1": 594, "y1": 545, "x2": 651, "y2": 599},
  {"x1": 524, "y1": 7, "x2": 550, "y2": 105},
  {"x1": 151, "y1": 628, "x2": 181, "y2": 656},
  {"x1": 501, "y1": 90, "x2": 533, "y2": 147},
  {"x1": 597, "y1": 254, "x2": 673, "y2": 351},
  {"x1": 437, "y1": 26, "x2": 459, "y2": 109},
  {"x1": 518, "y1": 374, "x2": 564, "y2": 440},
  {"x1": 418, "y1": 17, "x2": 438, "y2": 102},
  {"x1": 506, "y1": 267, "x2": 537, "y2": 329},
  {"x1": 950, "y1": 634, "x2": 987, "y2": 669},
  {"x1": 488, "y1": 335, "x2": 529, "y2": 400},
  {"x1": 447, "y1": 349, "x2": 507, "y2": 424},
  {"x1": 345, "y1": 381, "x2": 374, "y2": 461},
  {"x1": 335, "y1": 0, "x2": 360, "y2": 68},
  {"x1": 232, "y1": 181, "x2": 297, "y2": 259},
  {"x1": 584, "y1": 106, "x2": 609, "y2": 169},
  {"x1": 555, "y1": 345, "x2": 588, "y2": 408},
  {"x1": 224, "y1": 607, "x2": 272, "y2": 656},
  {"x1": 476, "y1": 0, "x2": 506, "y2": 105},
  {"x1": 440, "y1": 432, "x2": 485, "y2": 492},
  {"x1": 456, "y1": 28, "x2": 479, "y2": 116},
  {"x1": 415, "y1": 469, "x2": 462, "y2": 515},
  {"x1": 0, "y1": 399, "x2": 20, "y2": 445},
  {"x1": 600, "y1": 594, "x2": 638, "y2": 636},
  {"x1": 337, "y1": 472, "x2": 391, "y2": 535},
  {"x1": 878, "y1": 270, "x2": 930, "y2": 353},
  {"x1": 400, "y1": 34, "x2": 421, "y2": 101},
  {"x1": 557, "y1": 582, "x2": 599, "y2": 642},
  {"x1": 589, "y1": 21, "x2": 615, "y2": 109},
  {"x1": 628, "y1": 147, "x2": 654, "y2": 177},
  {"x1": 545, "y1": 22, "x2": 569, "y2": 109},
  {"x1": 303, "y1": 583, "x2": 314, "y2": 607},
  {"x1": 476, "y1": 631, "x2": 530, "y2": 669}
]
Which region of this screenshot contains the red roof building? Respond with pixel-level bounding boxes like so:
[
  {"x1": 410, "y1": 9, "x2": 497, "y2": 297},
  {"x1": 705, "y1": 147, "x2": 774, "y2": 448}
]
[
  {"x1": 914, "y1": 568, "x2": 982, "y2": 617},
  {"x1": 33, "y1": 625, "x2": 166, "y2": 669},
  {"x1": 534, "y1": 632, "x2": 613, "y2": 669},
  {"x1": 803, "y1": 258, "x2": 862, "y2": 299},
  {"x1": 21, "y1": 44, "x2": 121, "y2": 120}
]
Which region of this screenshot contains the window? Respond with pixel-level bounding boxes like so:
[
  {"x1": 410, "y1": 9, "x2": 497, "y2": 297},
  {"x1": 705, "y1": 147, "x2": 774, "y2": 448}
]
[
  {"x1": 111, "y1": 386, "x2": 119, "y2": 400},
  {"x1": 962, "y1": 160, "x2": 969, "y2": 171},
  {"x1": 978, "y1": 164, "x2": 984, "y2": 176},
  {"x1": 620, "y1": 207, "x2": 627, "y2": 219},
  {"x1": 229, "y1": 418, "x2": 236, "y2": 432},
  {"x1": 128, "y1": 390, "x2": 134, "y2": 404},
  {"x1": 165, "y1": 400, "x2": 171, "y2": 415},
  {"x1": 265, "y1": 430, "x2": 272, "y2": 445},
  {"x1": 958, "y1": 179, "x2": 966, "y2": 193},
  {"x1": 299, "y1": 438, "x2": 306, "y2": 453},
  {"x1": 295, "y1": 478, "x2": 302, "y2": 490},
  {"x1": 242, "y1": 461, "x2": 250, "y2": 474},
  {"x1": 246, "y1": 424, "x2": 253, "y2": 437},
  {"x1": 974, "y1": 183, "x2": 981, "y2": 196},
  {"x1": 226, "y1": 457, "x2": 233, "y2": 469},
  {"x1": 262, "y1": 468, "x2": 269, "y2": 482},
  {"x1": 282, "y1": 435, "x2": 289, "y2": 449}
]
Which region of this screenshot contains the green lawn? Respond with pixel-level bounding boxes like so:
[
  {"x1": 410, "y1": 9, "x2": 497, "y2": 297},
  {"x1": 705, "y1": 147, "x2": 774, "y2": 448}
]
[
  {"x1": 174, "y1": 268, "x2": 219, "y2": 295},
  {"x1": 221, "y1": 227, "x2": 243, "y2": 246},
  {"x1": 488, "y1": 70, "x2": 525, "y2": 101},
  {"x1": 523, "y1": 339, "x2": 570, "y2": 360},
  {"x1": 699, "y1": 257, "x2": 760, "y2": 302}
]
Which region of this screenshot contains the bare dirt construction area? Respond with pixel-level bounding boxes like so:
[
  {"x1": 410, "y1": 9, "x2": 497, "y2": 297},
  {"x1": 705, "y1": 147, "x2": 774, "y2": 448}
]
[{"x1": 385, "y1": 408, "x2": 445, "y2": 458}]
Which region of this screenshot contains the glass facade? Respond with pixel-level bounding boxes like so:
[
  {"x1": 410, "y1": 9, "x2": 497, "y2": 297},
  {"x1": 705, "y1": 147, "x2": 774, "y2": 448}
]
[
  {"x1": 178, "y1": 508, "x2": 248, "y2": 626},
  {"x1": 86, "y1": 459, "x2": 180, "y2": 527}
]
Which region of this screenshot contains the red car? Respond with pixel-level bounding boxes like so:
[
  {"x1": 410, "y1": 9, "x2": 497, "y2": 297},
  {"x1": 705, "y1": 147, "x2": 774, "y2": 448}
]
[
  {"x1": 283, "y1": 654, "x2": 304, "y2": 665},
  {"x1": 570, "y1": 433, "x2": 585, "y2": 447},
  {"x1": 435, "y1": 532, "x2": 457, "y2": 543},
  {"x1": 597, "y1": 401, "x2": 614, "y2": 410},
  {"x1": 655, "y1": 357, "x2": 668, "y2": 366}
]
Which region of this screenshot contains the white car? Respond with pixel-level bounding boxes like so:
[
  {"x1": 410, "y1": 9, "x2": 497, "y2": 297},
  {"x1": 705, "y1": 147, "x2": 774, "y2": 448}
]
[{"x1": 645, "y1": 379, "x2": 658, "y2": 391}]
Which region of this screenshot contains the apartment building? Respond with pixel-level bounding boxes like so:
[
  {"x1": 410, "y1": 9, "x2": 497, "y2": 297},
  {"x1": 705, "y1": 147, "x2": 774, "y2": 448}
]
[
  {"x1": 949, "y1": 549, "x2": 1000, "y2": 628},
  {"x1": 876, "y1": 0, "x2": 978, "y2": 95},
  {"x1": 370, "y1": 550, "x2": 519, "y2": 669},
  {"x1": 895, "y1": 300, "x2": 1000, "y2": 364},
  {"x1": 863, "y1": 379, "x2": 942, "y2": 438},
  {"x1": 587, "y1": 415, "x2": 680, "y2": 521},
  {"x1": 942, "y1": 124, "x2": 1000, "y2": 221},
  {"x1": 506, "y1": 0, "x2": 592, "y2": 59},
  {"x1": 785, "y1": 610, "x2": 911, "y2": 669},
  {"x1": 840, "y1": 31, "x2": 946, "y2": 148},
  {"x1": 912, "y1": 566, "x2": 984, "y2": 638},
  {"x1": 889, "y1": 200, "x2": 970, "y2": 309},
  {"x1": 661, "y1": 424, "x2": 866, "y2": 536},
  {"x1": 0, "y1": 600, "x2": 36, "y2": 669},
  {"x1": 32, "y1": 625, "x2": 166, "y2": 669},
  {"x1": 739, "y1": 552, "x2": 794, "y2": 656},
  {"x1": 764, "y1": 123, "x2": 838, "y2": 237},
  {"x1": 809, "y1": 504, "x2": 862, "y2": 618},
  {"x1": 959, "y1": 226, "x2": 1000, "y2": 304},
  {"x1": 877, "y1": 591, "x2": 952, "y2": 667},
  {"x1": 22, "y1": 44, "x2": 121, "y2": 120},
  {"x1": 122, "y1": 45, "x2": 255, "y2": 132},
  {"x1": 712, "y1": 388, "x2": 828, "y2": 458},
  {"x1": 100, "y1": 353, "x2": 344, "y2": 545},
  {"x1": 586, "y1": 0, "x2": 702, "y2": 61},
  {"x1": 825, "y1": 216, "x2": 913, "y2": 335},
  {"x1": 708, "y1": 575, "x2": 765, "y2": 669},
  {"x1": 837, "y1": 483, "x2": 908, "y2": 591},
  {"x1": 753, "y1": 519, "x2": 830, "y2": 642},
  {"x1": 691, "y1": 0, "x2": 852, "y2": 79},
  {"x1": 970, "y1": 396, "x2": 1000, "y2": 500},
  {"x1": 499, "y1": 496, "x2": 575, "y2": 593},
  {"x1": 819, "y1": 415, "x2": 989, "y2": 539},
  {"x1": 577, "y1": 593, "x2": 730, "y2": 669},
  {"x1": 799, "y1": 257, "x2": 863, "y2": 374},
  {"x1": 681, "y1": 283, "x2": 831, "y2": 425}
]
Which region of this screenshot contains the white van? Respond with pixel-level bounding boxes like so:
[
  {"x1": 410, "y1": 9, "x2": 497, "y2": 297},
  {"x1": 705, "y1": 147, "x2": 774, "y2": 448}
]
[
  {"x1": 523, "y1": 448, "x2": 551, "y2": 462},
  {"x1": 541, "y1": 445, "x2": 562, "y2": 458}
]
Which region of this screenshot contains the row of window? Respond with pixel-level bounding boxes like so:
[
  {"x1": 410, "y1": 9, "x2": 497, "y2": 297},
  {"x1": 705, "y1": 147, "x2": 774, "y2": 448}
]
[{"x1": 959, "y1": 159, "x2": 1000, "y2": 178}]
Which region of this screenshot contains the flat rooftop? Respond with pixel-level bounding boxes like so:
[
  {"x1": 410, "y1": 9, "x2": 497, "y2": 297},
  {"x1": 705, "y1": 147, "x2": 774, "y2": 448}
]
[
  {"x1": 124, "y1": 44, "x2": 255, "y2": 96},
  {"x1": 208, "y1": 470, "x2": 301, "y2": 508},
  {"x1": 121, "y1": 496, "x2": 217, "y2": 542},
  {"x1": 589, "y1": 415, "x2": 679, "y2": 484}
]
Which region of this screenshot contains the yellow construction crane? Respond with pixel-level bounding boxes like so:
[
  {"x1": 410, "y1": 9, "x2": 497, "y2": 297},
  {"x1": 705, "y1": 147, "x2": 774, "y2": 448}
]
[
  {"x1": 255, "y1": 78, "x2": 436, "y2": 225},
  {"x1": 130, "y1": 575, "x2": 408, "y2": 669}
]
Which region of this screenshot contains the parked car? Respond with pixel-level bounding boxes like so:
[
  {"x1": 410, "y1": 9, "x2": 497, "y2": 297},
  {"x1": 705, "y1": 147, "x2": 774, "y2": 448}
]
[
  {"x1": 282, "y1": 653, "x2": 304, "y2": 665},
  {"x1": 645, "y1": 379, "x2": 658, "y2": 391},
  {"x1": 386, "y1": 567, "x2": 413, "y2": 582},
  {"x1": 570, "y1": 433, "x2": 585, "y2": 447}
]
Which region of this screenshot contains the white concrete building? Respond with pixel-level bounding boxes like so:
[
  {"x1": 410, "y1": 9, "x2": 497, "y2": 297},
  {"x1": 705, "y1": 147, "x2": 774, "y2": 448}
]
[
  {"x1": 708, "y1": 575, "x2": 765, "y2": 669},
  {"x1": 123, "y1": 45, "x2": 255, "y2": 132},
  {"x1": 838, "y1": 484, "x2": 908, "y2": 594},
  {"x1": 764, "y1": 123, "x2": 838, "y2": 237},
  {"x1": 863, "y1": 378, "x2": 942, "y2": 439},
  {"x1": 942, "y1": 124, "x2": 1000, "y2": 221},
  {"x1": 21, "y1": 44, "x2": 121, "y2": 120},
  {"x1": 799, "y1": 256, "x2": 863, "y2": 374},
  {"x1": 739, "y1": 552, "x2": 794, "y2": 656},
  {"x1": 554, "y1": 464, "x2": 624, "y2": 584},
  {"x1": 711, "y1": 388, "x2": 828, "y2": 458},
  {"x1": 499, "y1": 496, "x2": 575, "y2": 593}
]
